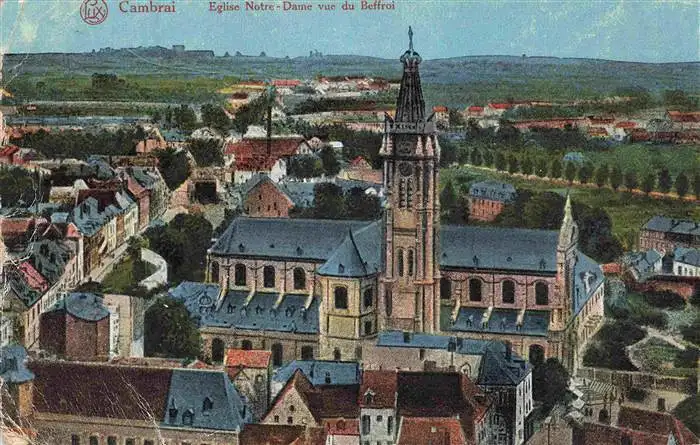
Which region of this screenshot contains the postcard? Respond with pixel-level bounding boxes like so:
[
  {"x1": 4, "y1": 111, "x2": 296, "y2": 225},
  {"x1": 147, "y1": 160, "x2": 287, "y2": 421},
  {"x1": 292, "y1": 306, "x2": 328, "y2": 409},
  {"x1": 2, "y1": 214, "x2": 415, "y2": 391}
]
[{"x1": 0, "y1": 1, "x2": 698, "y2": 444}]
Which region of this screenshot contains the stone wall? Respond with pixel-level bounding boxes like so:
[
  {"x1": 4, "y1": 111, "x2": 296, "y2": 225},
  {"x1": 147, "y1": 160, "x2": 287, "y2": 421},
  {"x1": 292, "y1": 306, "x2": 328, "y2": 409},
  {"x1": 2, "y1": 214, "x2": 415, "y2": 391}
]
[{"x1": 577, "y1": 366, "x2": 697, "y2": 395}]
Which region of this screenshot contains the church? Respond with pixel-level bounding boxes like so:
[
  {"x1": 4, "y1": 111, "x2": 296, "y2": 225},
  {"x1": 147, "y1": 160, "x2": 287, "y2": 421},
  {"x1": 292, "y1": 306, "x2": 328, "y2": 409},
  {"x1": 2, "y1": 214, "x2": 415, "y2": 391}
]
[{"x1": 172, "y1": 30, "x2": 605, "y2": 373}]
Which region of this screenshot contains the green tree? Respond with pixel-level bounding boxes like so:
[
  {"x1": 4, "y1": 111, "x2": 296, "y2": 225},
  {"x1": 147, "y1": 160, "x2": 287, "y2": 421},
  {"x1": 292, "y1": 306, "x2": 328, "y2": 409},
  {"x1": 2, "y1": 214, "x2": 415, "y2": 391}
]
[
  {"x1": 188, "y1": 138, "x2": 224, "y2": 167},
  {"x1": 231, "y1": 94, "x2": 268, "y2": 134},
  {"x1": 494, "y1": 152, "x2": 507, "y2": 171},
  {"x1": 564, "y1": 162, "x2": 577, "y2": 184},
  {"x1": 520, "y1": 157, "x2": 534, "y2": 176},
  {"x1": 145, "y1": 297, "x2": 201, "y2": 358},
  {"x1": 470, "y1": 149, "x2": 483, "y2": 166},
  {"x1": 319, "y1": 146, "x2": 341, "y2": 176},
  {"x1": 507, "y1": 155, "x2": 519, "y2": 174},
  {"x1": 623, "y1": 170, "x2": 638, "y2": 191},
  {"x1": 675, "y1": 172, "x2": 689, "y2": 198},
  {"x1": 550, "y1": 159, "x2": 562, "y2": 179},
  {"x1": 173, "y1": 104, "x2": 197, "y2": 131},
  {"x1": 155, "y1": 147, "x2": 191, "y2": 190},
  {"x1": 609, "y1": 166, "x2": 623, "y2": 191},
  {"x1": 482, "y1": 150, "x2": 494, "y2": 167},
  {"x1": 522, "y1": 192, "x2": 566, "y2": 230},
  {"x1": 693, "y1": 173, "x2": 700, "y2": 199},
  {"x1": 535, "y1": 158, "x2": 548, "y2": 178},
  {"x1": 288, "y1": 155, "x2": 323, "y2": 178},
  {"x1": 127, "y1": 235, "x2": 149, "y2": 280},
  {"x1": 313, "y1": 182, "x2": 346, "y2": 219},
  {"x1": 448, "y1": 109, "x2": 465, "y2": 127},
  {"x1": 532, "y1": 358, "x2": 570, "y2": 412},
  {"x1": 641, "y1": 173, "x2": 656, "y2": 195},
  {"x1": 440, "y1": 181, "x2": 467, "y2": 224},
  {"x1": 200, "y1": 104, "x2": 231, "y2": 133},
  {"x1": 658, "y1": 168, "x2": 672, "y2": 193},
  {"x1": 577, "y1": 163, "x2": 593, "y2": 185},
  {"x1": 438, "y1": 137, "x2": 458, "y2": 167},
  {"x1": 594, "y1": 165, "x2": 609, "y2": 188},
  {"x1": 345, "y1": 187, "x2": 381, "y2": 220},
  {"x1": 673, "y1": 395, "x2": 700, "y2": 436}
]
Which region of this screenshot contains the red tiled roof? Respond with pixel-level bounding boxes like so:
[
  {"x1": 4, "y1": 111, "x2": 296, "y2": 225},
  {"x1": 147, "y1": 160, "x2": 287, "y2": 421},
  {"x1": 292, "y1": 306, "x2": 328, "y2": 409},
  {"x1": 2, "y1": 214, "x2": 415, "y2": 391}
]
[
  {"x1": 349, "y1": 156, "x2": 370, "y2": 168},
  {"x1": 615, "y1": 121, "x2": 637, "y2": 128},
  {"x1": 601, "y1": 263, "x2": 622, "y2": 275},
  {"x1": 668, "y1": 111, "x2": 700, "y2": 123},
  {"x1": 65, "y1": 223, "x2": 82, "y2": 239},
  {"x1": 467, "y1": 106, "x2": 484, "y2": 112},
  {"x1": 0, "y1": 218, "x2": 33, "y2": 236},
  {"x1": 488, "y1": 103, "x2": 512, "y2": 110},
  {"x1": 240, "y1": 424, "x2": 311, "y2": 445},
  {"x1": 618, "y1": 406, "x2": 698, "y2": 445},
  {"x1": 226, "y1": 138, "x2": 303, "y2": 172},
  {"x1": 397, "y1": 417, "x2": 467, "y2": 445},
  {"x1": 76, "y1": 189, "x2": 119, "y2": 211},
  {"x1": 28, "y1": 361, "x2": 171, "y2": 422},
  {"x1": 273, "y1": 79, "x2": 302, "y2": 87},
  {"x1": 588, "y1": 116, "x2": 615, "y2": 124},
  {"x1": 307, "y1": 385, "x2": 360, "y2": 419},
  {"x1": 433, "y1": 106, "x2": 448, "y2": 113},
  {"x1": 0, "y1": 145, "x2": 19, "y2": 157},
  {"x1": 323, "y1": 418, "x2": 359, "y2": 436},
  {"x1": 18, "y1": 261, "x2": 48, "y2": 293},
  {"x1": 225, "y1": 348, "x2": 271, "y2": 369},
  {"x1": 577, "y1": 422, "x2": 670, "y2": 445},
  {"x1": 124, "y1": 175, "x2": 147, "y2": 198},
  {"x1": 587, "y1": 127, "x2": 609, "y2": 137},
  {"x1": 360, "y1": 370, "x2": 397, "y2": 408}
]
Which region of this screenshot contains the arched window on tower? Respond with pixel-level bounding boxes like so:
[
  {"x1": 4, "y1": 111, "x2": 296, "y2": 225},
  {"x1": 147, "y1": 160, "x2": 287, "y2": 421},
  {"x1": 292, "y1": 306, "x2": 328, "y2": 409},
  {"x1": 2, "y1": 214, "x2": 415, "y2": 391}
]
[
  {"x1": 234, "y1": 264, "x2": 247, "y2": 286},
  {"x1": 502, "y1": 280, "x2": 515, "y2": 304},
  {"x1": 293, "y1": 267, "x2": 306, "y2": 290},
  {"x1": 535, "y1": 282, "x2": 549, "y2": 305},
  {"x1": 210, "y1": 262, "x2": 219, "y2": 283},
  {"x1": 263, "y1": 266, "x2": 275, "y2": 288},
  {"x1": 469, "y1": 278, "x2": 482, "y2": 302},
  {"x1": 406, "y1": 179, "x2": 414, "y2": 209},
  {"x1": 398, "y1": 180, "x2": 406, "y2": 208},
  {"x1": 397, "y1": 249, "x2": 405, "y2": 277},
  {"x1": 407, "y1": 249, "x2": 414, "y2": 276},
  {"x1": 440, "y1": 278, "x2": 452, "y2": 300}
]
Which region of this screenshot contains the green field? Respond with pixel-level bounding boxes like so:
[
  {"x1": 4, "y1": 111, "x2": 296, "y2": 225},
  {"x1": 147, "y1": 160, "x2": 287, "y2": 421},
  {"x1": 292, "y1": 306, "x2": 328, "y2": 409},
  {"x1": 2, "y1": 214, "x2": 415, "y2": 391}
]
[{"x1": 442, "y1": 165, "x2": 700, "y2": 244}]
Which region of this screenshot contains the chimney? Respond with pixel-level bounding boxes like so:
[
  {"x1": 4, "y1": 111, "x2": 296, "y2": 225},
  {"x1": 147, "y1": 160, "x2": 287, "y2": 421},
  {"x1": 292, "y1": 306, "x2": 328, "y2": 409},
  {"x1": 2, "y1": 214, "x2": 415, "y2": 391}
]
[
  {"x1": 657, "y1": 397, "x2": 666, "y2": 412},
  {"x1": 505, "y1": 341, "x2": 512, "y2": 361}
]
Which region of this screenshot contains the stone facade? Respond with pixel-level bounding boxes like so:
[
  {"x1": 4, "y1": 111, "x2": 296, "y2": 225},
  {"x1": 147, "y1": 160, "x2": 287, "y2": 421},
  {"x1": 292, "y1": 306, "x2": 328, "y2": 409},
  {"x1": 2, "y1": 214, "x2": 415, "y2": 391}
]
[{"x1": 244, "y1": 179, "x2": 293, "y2": 218}]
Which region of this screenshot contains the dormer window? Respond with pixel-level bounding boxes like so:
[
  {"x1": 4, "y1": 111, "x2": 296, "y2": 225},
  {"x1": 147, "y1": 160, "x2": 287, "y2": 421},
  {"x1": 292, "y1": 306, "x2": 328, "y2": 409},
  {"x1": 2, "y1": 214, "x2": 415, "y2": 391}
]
[
  {"x1": 203, "y1": 397, "x2": 213, "y2": 413},
  {"x1": 168, "y1": 407, "x2": 178, "y2": 424},
  {"x1": 182, "y1": 409, "x2": 194, "y2": 425},
  {"x1": 325, "y1": 371, "x2": 332, "y2": 384},
  {"x1": 364, "y1": 390, "x2": 375, "y2": 405}
]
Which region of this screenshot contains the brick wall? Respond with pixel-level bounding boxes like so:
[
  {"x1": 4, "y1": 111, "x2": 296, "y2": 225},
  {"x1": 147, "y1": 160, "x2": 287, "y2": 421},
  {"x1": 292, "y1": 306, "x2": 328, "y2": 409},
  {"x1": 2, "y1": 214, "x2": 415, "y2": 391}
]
[
  {"x1": 39, "y1": 311, "x2": 66, "y2": 355},
  {"x1": 244, "y1": 181, "x2": 292, "y2": 218},
  {"x1": 65, "y1": 314, "x2": 110, "y2": 361}
]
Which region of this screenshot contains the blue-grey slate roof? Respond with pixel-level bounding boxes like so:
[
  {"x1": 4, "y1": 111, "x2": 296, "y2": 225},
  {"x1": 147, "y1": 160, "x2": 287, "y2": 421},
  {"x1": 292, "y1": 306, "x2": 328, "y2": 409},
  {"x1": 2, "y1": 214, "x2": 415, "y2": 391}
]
[
  {"x1": 572, "y1": 252, "x2": 605, "y2": 316},
  {"x1": 376, "y1": 331, "x2": 505, "y2": 356},
  {"x1": 317, "y1": 221, "x2": 383, "y2": 277},
  {"x1": 440, "y1": 225, "x2": 558, "y2": 273},
  {"x1": 169, "y1": 282, "x2": 319, "y2": 334},
  {"x1": 450, "y1": 307, "x2": 549, "y2": 337},
  {"x1": 643, "y1": 216, "x2": 700, "y2": 236},
  {"x1": 468, "y1": 180, "x2": 516, "y2": 203},
  {"x1": 674, "y1": 247, "x2": 700, "y2": 267},
  {"x1": 50, "y1": 292, "x2": 110, "y2": 322},
  {"x1": 272, "y1": 360, "x2": 361, "y2": 386},
  {"x1": 0, "y1": 345, "x2": 35, "y2": 384},
  {"x1": 162, "y1": 368, "x2": 249, "y2": 431},
  {"x1": 210, "y1": 217, "x2": 375, "y2": 261},
  {"x1": 477, "y1": 345, "x2": 530, "y2": 386}
]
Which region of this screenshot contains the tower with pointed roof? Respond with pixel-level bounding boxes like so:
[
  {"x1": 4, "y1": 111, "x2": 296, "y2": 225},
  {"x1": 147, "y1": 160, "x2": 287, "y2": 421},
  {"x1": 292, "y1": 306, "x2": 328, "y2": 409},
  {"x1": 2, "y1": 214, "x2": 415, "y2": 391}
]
[
  {"x1": 379, "y1": 27, "x2": 441, "y2": 333},
  {"x1": 555, "y1": 193, "x2": 579, "y2": 366}
]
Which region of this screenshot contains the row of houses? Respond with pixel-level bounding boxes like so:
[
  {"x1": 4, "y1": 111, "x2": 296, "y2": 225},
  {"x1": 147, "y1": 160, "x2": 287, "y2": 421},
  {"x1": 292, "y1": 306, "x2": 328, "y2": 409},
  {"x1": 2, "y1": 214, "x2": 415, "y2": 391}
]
[{"x1": 0, "y1": 161, "x2": 169, "y2": 350}]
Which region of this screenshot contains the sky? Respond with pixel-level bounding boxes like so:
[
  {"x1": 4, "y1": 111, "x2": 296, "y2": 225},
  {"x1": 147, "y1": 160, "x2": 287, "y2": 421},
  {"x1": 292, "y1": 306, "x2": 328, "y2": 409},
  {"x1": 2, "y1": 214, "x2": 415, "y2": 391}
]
[{"x1": 0, "y1": 0, "x2": 698, "y2": 62}]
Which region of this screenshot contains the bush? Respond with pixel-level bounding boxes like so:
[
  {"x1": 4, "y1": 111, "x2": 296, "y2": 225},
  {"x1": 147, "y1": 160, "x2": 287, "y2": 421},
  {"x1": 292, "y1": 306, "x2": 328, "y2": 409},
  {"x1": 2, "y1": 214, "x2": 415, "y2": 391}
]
[
  {"x1": 583, "y1": 320, "x2": 645, "y2": 371},
  {"x1": 627, "y1": 387, "x2": 648, "y2": 402},
  {"x1": 630, "y1": 309, "x2": 667, "y2": 330},
  {"x1": 644, "y1": 291, "x2": 686, "y2": 310},
  {"x1": 673, "y1": 347, "x2": 699, "y2": 369}
]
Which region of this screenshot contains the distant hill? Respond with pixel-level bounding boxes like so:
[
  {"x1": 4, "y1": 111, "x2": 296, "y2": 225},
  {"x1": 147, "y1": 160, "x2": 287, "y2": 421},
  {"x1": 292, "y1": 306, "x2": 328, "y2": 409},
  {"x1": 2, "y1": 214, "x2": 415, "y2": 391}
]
[{"x1": 3, "y1": 48, "x2": 698, "y2": 108}]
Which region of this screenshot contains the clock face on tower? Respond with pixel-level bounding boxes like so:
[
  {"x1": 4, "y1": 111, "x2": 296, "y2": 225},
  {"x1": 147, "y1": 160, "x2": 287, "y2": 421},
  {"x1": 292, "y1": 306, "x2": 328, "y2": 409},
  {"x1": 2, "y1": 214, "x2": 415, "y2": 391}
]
[
  {"x1": 396, "y1": 138, "x2": 413, "y2": 155},
  {"x1": 398, "y1": 162, "x2": 413, "y2": 177}
]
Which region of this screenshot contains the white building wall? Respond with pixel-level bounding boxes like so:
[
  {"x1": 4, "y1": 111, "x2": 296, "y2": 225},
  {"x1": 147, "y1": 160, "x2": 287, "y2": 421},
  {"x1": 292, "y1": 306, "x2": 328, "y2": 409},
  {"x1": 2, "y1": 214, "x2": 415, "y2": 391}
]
[
  {"x1": 360, "y1": 408, "x2": 396, "y2": 444},
  {"x1": 673, "y1": 260, "x2": 700, "y2": 277}
]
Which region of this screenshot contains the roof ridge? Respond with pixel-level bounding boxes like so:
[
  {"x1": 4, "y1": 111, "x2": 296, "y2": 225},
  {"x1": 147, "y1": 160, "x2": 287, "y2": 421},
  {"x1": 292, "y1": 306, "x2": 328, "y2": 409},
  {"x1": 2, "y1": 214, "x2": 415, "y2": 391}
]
[{"x1": 347, "y1": 228, "x2": 368, "y2": 276}]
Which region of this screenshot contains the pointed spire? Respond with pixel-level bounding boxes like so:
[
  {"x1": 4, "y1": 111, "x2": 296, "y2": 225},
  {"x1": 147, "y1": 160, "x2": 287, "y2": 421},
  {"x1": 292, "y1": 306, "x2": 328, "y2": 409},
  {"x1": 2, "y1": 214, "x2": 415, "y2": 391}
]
[
  {"x1": 396, "y1": 27, "x2": 425, "y2": 123},
  {"x1": 564, "y1": 192, "x2": 573, "y2": 222}
]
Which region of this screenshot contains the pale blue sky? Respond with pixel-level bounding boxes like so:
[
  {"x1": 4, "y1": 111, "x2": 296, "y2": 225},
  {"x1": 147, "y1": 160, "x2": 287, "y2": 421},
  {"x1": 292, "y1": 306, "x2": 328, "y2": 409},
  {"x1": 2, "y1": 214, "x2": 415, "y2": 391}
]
[{"x1": 1, "y1": 1, "x2": 698, "y2": 62}]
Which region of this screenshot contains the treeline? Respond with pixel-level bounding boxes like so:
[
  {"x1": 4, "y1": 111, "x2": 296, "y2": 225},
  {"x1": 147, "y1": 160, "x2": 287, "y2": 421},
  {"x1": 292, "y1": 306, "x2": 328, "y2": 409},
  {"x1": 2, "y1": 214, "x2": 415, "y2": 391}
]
[
  {"x1": 287, "y1": 147, "x2": 340, "y2": 178},
  {"x1": 445, "y1": 141, "x2": 700, "y2": 198},
  {"x1": 291, "y1": 97, "x2": 393, "y2": 115},
  {"x1": 16, "y1": 128, "x2": 139, "y2": 159},
  {"x1": 290, "y1": 183, "x2": 381, "y2": 221}
]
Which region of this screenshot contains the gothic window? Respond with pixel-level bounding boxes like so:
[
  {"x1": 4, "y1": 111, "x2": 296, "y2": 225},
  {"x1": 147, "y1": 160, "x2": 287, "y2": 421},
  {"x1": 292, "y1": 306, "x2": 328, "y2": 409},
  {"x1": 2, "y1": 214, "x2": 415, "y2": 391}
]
[
  {"x1": 182, "y1": 409, "x2": 194, "y2": 425},
  {"x1": 363, "y1": 288, "x2": 373, "y2": 309},
  {"x1": 502, "y1": 280, "x2": 515, "y2": 304},
  {"x1": 364, "y1": 320, "x2": 372, "y2": 335},
  {"x1": 386, "y1": 288, "x2": 393, "y2": 315},
  {"x1": 440, "y1": 278, "x2": 452, "y2": 300},
  {"x1": 535, "y1": 282, "x2": 549, "y2": 305},
  {"x1": 529, "y1": 344, "x2": 545, "y2": 367},
  {"x1": 293, "y1": 267, "x2": 306, "y2": 290},
  {"x1": 210, "y1": 262, "x2": 219, "y2": 283},
  {"x1": 263, "y1": 266, "x2": 275, "y2": 288},
  {"x1": 407, "y1": 249, "x2": 414, "y2": 276},
  {"x1": 234, "y1": 264, "x2": 247, "y2": 286},
  {"x1": 203, "y1": 397, "x2": 213, "y2": 412},
  {"x1": 397, "y1": 249, "x2": 405, "y2": 277},
  {"x1": 334, "y1": 287, "x2": 348, "y2": 309},
  {"x1": 333, "y1": 348, "x2": 342, "y2": 361},
  {"x1": 211, "y1": 338, "x2": 225, "y2": 363},
  {"x1": 398, "y1": 180, "x2": 406, "y2": 208},
  {"x1": 469, "y1": 278, "x2": 482, "y2": 302},
  {"x1": 406, "y1": 179, "x2": 414, "y2": 209},
  {"x1": 361, "y1": 415, "x2": 371, "y2": 435},
  {"x1": 271, "y1": 343, "x2": 283, "y2": 367},
  {"x1": 301, "y1": 346, "x2": 314, "y2": 360},
  {"x1": 169, "y1": 407, "x2": 178, "y2": 423}
]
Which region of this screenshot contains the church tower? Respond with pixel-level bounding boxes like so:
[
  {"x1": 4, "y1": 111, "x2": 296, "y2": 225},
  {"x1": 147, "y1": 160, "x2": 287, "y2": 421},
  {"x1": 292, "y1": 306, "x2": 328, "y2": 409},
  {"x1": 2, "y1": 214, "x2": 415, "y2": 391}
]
[
  {"x1": 379, "y1": 28, "x2": 441, "y2": 333},
  {"x1": 555, "y1": 194, "x2": 579, "y2": 367}
]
